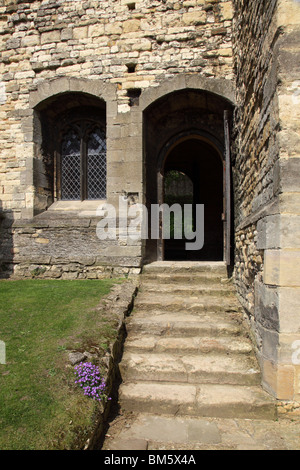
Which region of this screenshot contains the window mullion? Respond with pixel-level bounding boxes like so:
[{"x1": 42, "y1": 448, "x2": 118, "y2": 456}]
[{"x1": 81, "y1": 138, "x2": 87, "y2": 201}]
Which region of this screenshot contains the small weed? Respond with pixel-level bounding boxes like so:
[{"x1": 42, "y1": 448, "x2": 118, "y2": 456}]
[
  {"x1": 74, "y1": 362, "x2": 111, "y2": 403},
  {"x1": 31, "y1": 266, "x2": 46, "y2": 278}
]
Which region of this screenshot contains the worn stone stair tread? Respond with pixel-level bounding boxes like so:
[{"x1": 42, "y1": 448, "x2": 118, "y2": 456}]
[
  {"x1": 135, "y1": 292, "x2": 238, "y2": 303},
  {"x1": 127, "y1": 322, "x2": 241, "y2": 337},
  {"x1": 129, "y1": 309, "x2": 241, "y2": 320},
  {"x1": 124, "y1": 334, "x2": 253, "y2": 354},
  {"x1": 139, "y1": 283, "x2": 235, "y2": 295},
  {"x1": 130, "y1": 308, "x2": 241, "y2": 319},
  {"x1": 134, "y1": 294, "x2": 241, "y2": 312},
  {"x1": 140, "y1": 279, "x2": 233, "y2": 288},
  {"x1": 126, "y1": 313, "x2": 242, "y2": 336},
  {"x1": 119, "y1": 351, "x2": 260, "y2": 385},
  {"x1": 119, "y1": 382, "x2": 277, "y2": 419},
  {"x1": 142, "y1": 273, "x2": 228, "y2": 285},
  {"x1": 142, "y1": 261, "x2": 227, "y2": 274}
]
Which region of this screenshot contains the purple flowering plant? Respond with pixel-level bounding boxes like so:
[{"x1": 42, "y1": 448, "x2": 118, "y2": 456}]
[{"x1": 74, "y1": 361, "x2": 111, "y2": 403}]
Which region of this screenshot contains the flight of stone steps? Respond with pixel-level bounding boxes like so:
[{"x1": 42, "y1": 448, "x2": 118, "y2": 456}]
[{"x1": 118, "y1": 261, "x2": 277, "y2": 421}]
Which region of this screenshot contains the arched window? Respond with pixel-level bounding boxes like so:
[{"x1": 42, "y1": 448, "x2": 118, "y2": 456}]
[
  {"x1": 59, "y1": 121, "x2": 107, "y2": 201},
  {"x1": 87, "y1": 127, "x2": 107, "y2": 200},
  {"x1": 61, "y1": 129, "x2": 81, "y2": 200}
]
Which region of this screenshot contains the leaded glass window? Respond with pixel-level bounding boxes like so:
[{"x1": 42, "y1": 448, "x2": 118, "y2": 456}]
[
  {"x1": 61, "y1": 130, "x2": 81, "y2": 200},
  {"x1": 87, "y1": 128, "x2": 107, "y2": 200},
  {"x1": 59, "y1": 122, "x2": 106, "y2": 201}
]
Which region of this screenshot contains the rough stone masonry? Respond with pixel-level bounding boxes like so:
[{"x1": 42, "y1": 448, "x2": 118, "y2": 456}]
[{"x1": 0, "y1": 0, "x2": 299, "y2": 401}]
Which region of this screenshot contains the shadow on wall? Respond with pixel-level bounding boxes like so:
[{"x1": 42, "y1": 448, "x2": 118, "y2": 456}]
[{"x1": 0, "y1": 200, "x2": 14, "y2": 279}]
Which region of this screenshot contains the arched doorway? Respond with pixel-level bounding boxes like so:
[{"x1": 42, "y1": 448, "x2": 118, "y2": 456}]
[
  {"x1": 143, "y1": 88, "x2": 234, "y2": 265},
  {"x1": 161, "y1": 136, "x2": 224, "y2": 261}
]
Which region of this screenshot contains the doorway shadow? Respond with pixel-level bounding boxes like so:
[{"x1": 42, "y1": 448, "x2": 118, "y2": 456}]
[
  {"x1": 0, "y1": 200, "x2": 14, "y2": 278},
  {"x1": 162, "y1": 138, "x2": 224, "y2": 262}
]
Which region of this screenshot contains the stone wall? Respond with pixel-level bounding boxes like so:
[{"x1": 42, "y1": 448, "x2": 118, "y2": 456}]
[
  {"x1": 232, "y1": 0, "x2": 300, "y2": 401},
  {"x1": 11, "y1": 213, "x2": 142, "y2": 279},
  {"x1": 232, "y1": 0, "x2": 279, "y2": 315},
  {"x1": 0, "y1": 0, "x2": 235, "y2": 276},
  {"x1": 0, "y1": 0, "x2": 234, "y2": 216}
]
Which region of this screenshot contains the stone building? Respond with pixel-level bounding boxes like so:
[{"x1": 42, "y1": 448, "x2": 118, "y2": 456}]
[{"x1": 0, "y1": 0, "x2": 299, "y2": 401}]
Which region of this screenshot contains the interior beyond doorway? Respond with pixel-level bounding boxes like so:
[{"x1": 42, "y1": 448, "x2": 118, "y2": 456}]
[{"x1": 162, "y1": 137, "x2": 224, "y2": 261}]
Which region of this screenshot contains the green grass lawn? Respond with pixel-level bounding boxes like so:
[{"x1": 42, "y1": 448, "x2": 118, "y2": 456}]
[{"x1": 0, "y1": 278, "x2": 122, "y2": 450}]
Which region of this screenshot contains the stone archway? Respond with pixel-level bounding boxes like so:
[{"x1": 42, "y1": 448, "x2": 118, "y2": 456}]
[{"x1": 143, "y1": 85, "x2": 234, "y2": 264}]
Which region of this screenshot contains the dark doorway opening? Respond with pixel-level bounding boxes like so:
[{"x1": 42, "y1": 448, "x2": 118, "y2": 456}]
[
  {"x1": 143, "y1": 88, "x2": 234, "y2": 265},
  {"x1": 162, "y1": 137, "x2": 223, "y2": 261}
]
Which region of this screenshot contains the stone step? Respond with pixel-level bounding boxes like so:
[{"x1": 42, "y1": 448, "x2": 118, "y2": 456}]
[
  {"x1": 104, "y1": 413, "x2": 289, "y2": 451},
  {"x1": 126, "y1": 312, "x2": 242, "y2": 337},
  {"x1": 141, "y1": 273, "x2": 228, "y2": 286},
  {"x1": 139, "y1": 282, "x2": 235, "y2": 297},
  {"x1": 142, "y1": 261, "x2": 228, "y2": 276},
  {"x1": 125, "y1": 334, "x2": 253, "y2": 355},
  {"x1": 133, "y1": 294, "x2": 241, "y2": 313},
  {"x1": 115, "y1": 263, "x2": 277, "y2": 427},
  {"x1": 119, "y1": 382, "x2": 277, "y2": 420},
  {"x1": 120, "y1": 351, "x2": 260, "y2": 386},
  {"x1": 141, "y1": 273, "x2": 229, "y2": 289}
]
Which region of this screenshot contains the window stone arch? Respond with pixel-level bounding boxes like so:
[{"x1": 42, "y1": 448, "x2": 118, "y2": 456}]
[{"x1": 25, "y1": 78, "x2": 116, "y2": 217}]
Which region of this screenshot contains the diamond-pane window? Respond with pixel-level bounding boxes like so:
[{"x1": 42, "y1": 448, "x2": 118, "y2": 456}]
[
  {"x1": 59, "y1": 122, "x2": 106, "y2": 201},
  {"x1": 61, "y1": 130, "x2": 81, "y2": 200},
  {"x1": 87, "y1": 128, "x2": 107, "y2": 199}
]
